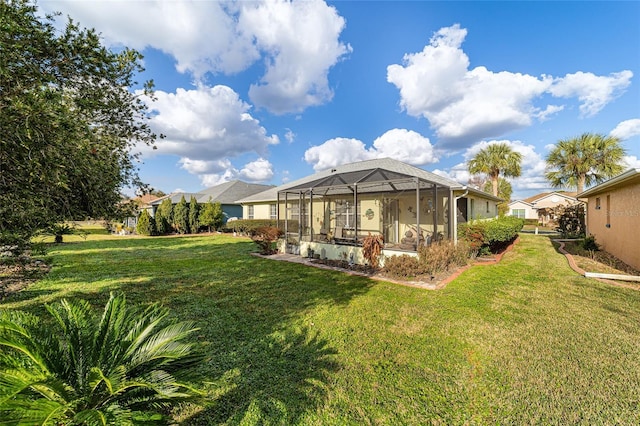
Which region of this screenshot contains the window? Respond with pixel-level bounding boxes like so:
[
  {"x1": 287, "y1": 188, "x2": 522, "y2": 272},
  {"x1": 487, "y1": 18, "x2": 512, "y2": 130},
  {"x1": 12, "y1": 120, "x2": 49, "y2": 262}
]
[
  {"x1": 595, "y1": 197, "x2": 601, "y2": 210},
  {"x1": 334, "y1": 199, "x2": 360, "y2": 228},
  {"x1": 269, "y1": 204, "x2": 277, "y2": 219},
  {"x1": 512, "y1": 209, "x2": 525, "y2": 219},
  {"x1": 606, "y1": 195, "x2": 611, "y2": 228},
  {"x1": 486, "y1": 201, "x2": 490, "y2": 214},
  {"x1": 248, "y1": 205, "x2": 254, "y2": 219}
]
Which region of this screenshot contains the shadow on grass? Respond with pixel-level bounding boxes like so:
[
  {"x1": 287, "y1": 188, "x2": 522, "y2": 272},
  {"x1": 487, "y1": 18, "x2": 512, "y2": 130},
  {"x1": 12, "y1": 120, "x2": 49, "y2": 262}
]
[{"x1": 2, "y1": 235, "x2": 373, "y2": 424}]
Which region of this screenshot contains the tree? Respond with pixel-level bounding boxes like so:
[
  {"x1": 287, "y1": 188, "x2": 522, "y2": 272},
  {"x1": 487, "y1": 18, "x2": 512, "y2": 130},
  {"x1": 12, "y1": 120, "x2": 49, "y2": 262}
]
[
  {"x1": 483, "y1": 178, "x2": 513, "y2": 216},
  {"x1": 136, "y1": 209, "x2": 156, "y2": 236},
  {"x1": 0, "y1": 293, "x2": 201, "y2": 424},
  {"x1": 199, "y1": 199, "x2": 223, "y2": 232},
  {"x1": 173, "y1": 196, "x2": 190, "y2": 234},
  {"x1": 155, "y1": 198, "x2": 173, "y2": 235},
  {"x1": 545, "y1": 133, "x2": 626, "y2": 194},
  {"x1": 0, "y1": 0, "x2": 158, "y2": 247},
  {"x1": 189, "y1": 196, "x2": 200, "y2": 234},
  {"x1": 468, "y1": 143, "x2": 522, "y2": 197}
]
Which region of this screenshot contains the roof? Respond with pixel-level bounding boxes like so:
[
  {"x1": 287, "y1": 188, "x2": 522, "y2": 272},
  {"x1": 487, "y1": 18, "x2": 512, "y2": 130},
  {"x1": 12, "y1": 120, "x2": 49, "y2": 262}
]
[
  {"x1": 522, "y1": 191, "x2": 577, "y2": 204},
  {"x1": 577, "y1": 168, "x2": 640, "y2": 198},
  {"x1": 237, "y1": 158, "x2": 502, "y2": 203},
  {"x1": 149, "y1": 180, "x2": 273, "y2": 206}
]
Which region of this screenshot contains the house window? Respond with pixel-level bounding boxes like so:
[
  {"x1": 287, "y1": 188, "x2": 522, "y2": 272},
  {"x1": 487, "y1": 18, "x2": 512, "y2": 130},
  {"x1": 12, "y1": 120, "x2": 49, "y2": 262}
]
[
  {"x1": 606, "y1": 195, "x2": 611, "y2": 228},
  {"x1": 486, "y1": 201, "x2": 490, "y2": 214},
  {"x1": 269, "y1": 204, "x2": 277, "y2": 219},
  {"x1": 248, "y1": 205, "x2": 254, "y2": 219},
  {"x1": 334, "y1": 199, "x2": 360, "y2": 228},
  {"x1": 595, "y1": 197, "x2": 601, "y2": 210},
  {"x1": 512, "y1": 209, "x2": 526, "y2": 219}
]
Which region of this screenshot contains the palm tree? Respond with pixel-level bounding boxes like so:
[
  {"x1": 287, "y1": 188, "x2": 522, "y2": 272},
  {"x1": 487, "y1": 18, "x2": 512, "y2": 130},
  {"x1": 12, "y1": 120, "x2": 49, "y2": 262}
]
[
  {"x1": 468, "y1": 143, "x2": 522, "y2": 197},
  {"x1": 545, "y1": 133, "x2": 626, "y2": 194},
  {"x1": 0, "y1": 293, "x2": 201, "y2": 424}
]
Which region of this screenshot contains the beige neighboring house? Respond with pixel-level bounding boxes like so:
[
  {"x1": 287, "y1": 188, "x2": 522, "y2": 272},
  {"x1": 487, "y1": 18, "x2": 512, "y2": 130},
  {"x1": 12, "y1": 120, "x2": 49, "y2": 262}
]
[
  {"x1": 508, "y1": 191, "x2": 580, "y2": 225},
  {"x1": 578, "y1": 168, "x2": 640, "y2": 271},
  {"x1": 237, "y1": 158, "x2": 502, "y2": 262}
]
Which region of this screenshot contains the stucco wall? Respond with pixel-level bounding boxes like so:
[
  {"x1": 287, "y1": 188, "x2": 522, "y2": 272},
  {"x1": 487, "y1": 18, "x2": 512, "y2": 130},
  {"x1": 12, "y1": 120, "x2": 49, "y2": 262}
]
[
  {"x1": 508, "y1": 201, "x2": 537, "y2": 219},
  {"x1": 242, "y1": 203, "x2": 275, "y2": 220},
  {"x1": 586, "y1": 181, "x2": 640, "y2": 271}
]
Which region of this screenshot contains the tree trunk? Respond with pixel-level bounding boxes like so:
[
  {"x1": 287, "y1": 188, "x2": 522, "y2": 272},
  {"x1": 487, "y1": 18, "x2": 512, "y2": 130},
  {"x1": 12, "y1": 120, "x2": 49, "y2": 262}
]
[
  {"x1": 491, "y1": 174, "x2": 499, "y2": 197},
  {"x1": 577, "y1": 175, "x2": 586, "y2": 194}
]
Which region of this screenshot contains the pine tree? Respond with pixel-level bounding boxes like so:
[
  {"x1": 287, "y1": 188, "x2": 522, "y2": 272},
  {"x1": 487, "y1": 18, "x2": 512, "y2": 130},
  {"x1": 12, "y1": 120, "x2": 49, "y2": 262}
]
[
  {"x1": 136, "y1": 209, "x2": 156, "y2": 236},
  {"x1": 199, "y1": 199, "x2": 223, "y2": 232},
  {"x1": 155, "y1": 198, "x2": 173, "y2": 234}
]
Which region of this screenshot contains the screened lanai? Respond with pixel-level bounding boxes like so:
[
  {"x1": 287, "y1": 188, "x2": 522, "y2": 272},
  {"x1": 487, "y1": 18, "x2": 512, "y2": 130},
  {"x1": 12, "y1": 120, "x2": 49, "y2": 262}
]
[{"x1": 277, "y1": 166, "x2": 457, "y2": 251}]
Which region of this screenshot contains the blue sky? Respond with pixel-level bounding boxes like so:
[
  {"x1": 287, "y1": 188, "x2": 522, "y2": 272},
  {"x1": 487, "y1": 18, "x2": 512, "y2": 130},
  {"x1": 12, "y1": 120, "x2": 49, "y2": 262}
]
[{"x1": 42, "y1": 0, "x2": 640, "y2": 199}]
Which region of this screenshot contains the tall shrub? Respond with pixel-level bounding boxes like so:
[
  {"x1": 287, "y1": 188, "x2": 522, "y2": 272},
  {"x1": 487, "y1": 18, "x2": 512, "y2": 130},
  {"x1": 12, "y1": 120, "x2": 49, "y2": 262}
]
[
  {"x1": 189, "y1": 196, "x2": 200, "y2": 234},
  {"x1": 554, "y1": 204, "x2": 585, "y2": 238},
  {"x1": 136, "y1": 209, "x2": 156, "y2": 236},
  {"x1": 200, "y1": 200, "x2": 223, "y2": 232},
  {"x1": 155, "y1": 198, "x2": 173, "y2": 235},
  {"x1": 173, "y1": 195, "x2": 189, "y2": 234},
  {"x1": 250, "y1": 226, "x2": 283, "y2": 255}
]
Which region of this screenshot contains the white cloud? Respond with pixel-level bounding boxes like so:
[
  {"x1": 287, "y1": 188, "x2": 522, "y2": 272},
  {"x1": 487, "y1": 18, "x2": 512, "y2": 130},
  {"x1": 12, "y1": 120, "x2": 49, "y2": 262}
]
[
  {"x1": 387, "y1": 24, "x2": 632, "y2": 148},
  {"x1": 43, "y1": 1, "x2": 258, "y2": 77},
  {"x1": 197, "y1": 158, "x2": 274, "y2": 187},
  {"x1": 304, "y1": 138, "x2": 371, "y2": 171},
  {"x1": 549, "y1": 71, "x2": 633, "y2": 117},
  {"x1": 284, "y1": 129, "x2": 296, "y2": 143},
  {"x1": 303, "y1": 129, "x2": 437, "y2": 171},
  {"x1": 242, "y1": 0, "x2": 351, "y2": 114},
  {"x1": 623, "y1": 155, "x2": 640, "y2": 169},
  {"x1": 139, "y1": 85, "x2": 278, "y2": 185},
  {"x1": 239, "y1": 158, "x2": 274, "y2": 181},
  {"x1": 142, "y1": 85, "x2": 278, "y2": 162},
  {"x1": 610, "y1": 119, "x2": 640, "y2": 140},
  {"x1": 43, "y1": 0, "x2": 350, "y2": 114}
]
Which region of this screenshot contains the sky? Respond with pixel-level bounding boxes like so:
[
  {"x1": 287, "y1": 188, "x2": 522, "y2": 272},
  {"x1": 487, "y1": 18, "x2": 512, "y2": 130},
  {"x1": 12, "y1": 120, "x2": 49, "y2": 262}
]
[{"x1": 40, "y1": 0, "x2": 640, "y2": 200}]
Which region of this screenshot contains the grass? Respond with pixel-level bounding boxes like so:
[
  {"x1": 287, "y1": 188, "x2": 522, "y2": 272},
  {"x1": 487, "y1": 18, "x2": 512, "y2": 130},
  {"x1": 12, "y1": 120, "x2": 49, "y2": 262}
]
[{"x1": 3, "y1": 233, "x2": 640, "y2": 424}]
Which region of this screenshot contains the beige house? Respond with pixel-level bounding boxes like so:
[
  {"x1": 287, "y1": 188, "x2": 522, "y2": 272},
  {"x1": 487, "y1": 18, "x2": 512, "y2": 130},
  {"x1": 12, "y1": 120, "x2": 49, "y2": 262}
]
[
  {"x1": 238, "y1": 158, "x2": 502, "y2": 262},
  {"x1": 508, "y1": 191, "x2": 580, "y2": 225},
  {"x1": 578, "y1": 168, "x2": 640, "y2": 271}
]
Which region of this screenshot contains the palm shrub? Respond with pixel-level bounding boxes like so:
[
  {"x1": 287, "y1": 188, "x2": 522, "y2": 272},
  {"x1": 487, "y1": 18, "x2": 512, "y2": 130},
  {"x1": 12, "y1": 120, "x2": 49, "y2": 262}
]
[{"x1": 0, "y1": 293, "x2": 201, "y2": 424}]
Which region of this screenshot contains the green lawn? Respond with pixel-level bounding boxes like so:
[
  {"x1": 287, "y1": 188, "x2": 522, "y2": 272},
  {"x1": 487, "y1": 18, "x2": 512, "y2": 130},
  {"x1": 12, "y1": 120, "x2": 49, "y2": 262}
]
[{"x1": 3, "y1": 234, "x2": 640, "y2": 424}]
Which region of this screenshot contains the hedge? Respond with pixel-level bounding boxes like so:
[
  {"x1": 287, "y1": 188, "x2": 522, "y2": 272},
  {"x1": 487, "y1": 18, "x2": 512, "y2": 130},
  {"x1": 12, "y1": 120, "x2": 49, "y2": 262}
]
[
  {"x1": 458, "y1": 216, "x2": 524, "y2": 254},
  {"x1": 225, "y1": 219, "x2": 279, "y2": 234}
]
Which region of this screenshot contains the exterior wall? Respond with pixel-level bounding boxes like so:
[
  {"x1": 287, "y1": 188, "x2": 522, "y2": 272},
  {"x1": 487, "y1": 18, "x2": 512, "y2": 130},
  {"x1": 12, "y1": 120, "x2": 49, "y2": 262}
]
[
  {"x1": 508, "y1": 201, "x2": 537, "y2": 219},
  {"x1": 585, "y1": 182, "x2": 640, "y2": 271},
  {"x1": 242, "y1": 203, "x2": 275, "y2": 220},
  {"x1": 467, "y1": 195, "x2": 499, "y2": 221}
]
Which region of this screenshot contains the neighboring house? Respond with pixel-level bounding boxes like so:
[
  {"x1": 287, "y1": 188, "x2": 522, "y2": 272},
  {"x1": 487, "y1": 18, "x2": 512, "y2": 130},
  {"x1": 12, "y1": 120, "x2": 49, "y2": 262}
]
[
  {"x1": 237, "y1": 158, "x2": 502, "y2": 260},
  {"x1": 149, "y1": 180, "x2": 273, "y2": 225},
  {"x1": 123, "y1": 194, "x2": 159, "y2": 229},
  {"x1": 508, "y1": 191, "x2": 580, "y2": 225},
  {"x1": 578, "y1": 168, "x2": 640, "y2": 271}
]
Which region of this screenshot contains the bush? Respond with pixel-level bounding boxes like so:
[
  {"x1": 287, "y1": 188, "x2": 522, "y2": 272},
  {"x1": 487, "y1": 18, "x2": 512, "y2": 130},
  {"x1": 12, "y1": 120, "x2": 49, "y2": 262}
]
[
  {"x1": 362, "y1": 233, "x2": 384, "y2": 269},
  {"x1": 136, "y1": 209, "x2": 156, "y2": 236},
  {"x1": 0, "y1": 293, "x2": 201, "y2": 424},
  {"x1": 554, "y1": 204, "x2": 585, "y2": 238},
  {"x1": 155, "y1": 198, "x2": 173, "y2": 235},
  {"x1": 173, "y1": 195, "x2": 190, "y2": 234},
  {"x1": 582, "y1": 234, "x2": 600, "y2": 251},
  {"x1": 228, "y1": 219, "x2": 279, "y2": 234},
  {"x1": 383, "y1": 254, "x2": 424, "y2": 278},
  {"x1": 250, "y1": 226, "x2": 284, "y2": 255},
  {"x1": 458, "y1": 216, "x2": 523, "y2": 254},
  {"x1": 418, "y1": 240, "x2": 470, "y2": 275}
]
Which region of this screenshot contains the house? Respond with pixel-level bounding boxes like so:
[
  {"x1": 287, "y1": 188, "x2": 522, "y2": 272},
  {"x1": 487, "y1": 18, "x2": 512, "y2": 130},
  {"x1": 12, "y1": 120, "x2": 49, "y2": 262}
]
[
  {"x1": 508, "y1": 191, "x2": 581, "y2": 225},
  {"x1": 238, "y1": 158, "x2": 502, "y2": 261},
  {"x1": 577, "y1": 168, "x2": 640, "y2": 271},
  {"x1": 123, "y1": 194, "x2": 160, "y2": 229},
  {"x1": 149, "y1": 180, "x2": 274, "y2": 225}
]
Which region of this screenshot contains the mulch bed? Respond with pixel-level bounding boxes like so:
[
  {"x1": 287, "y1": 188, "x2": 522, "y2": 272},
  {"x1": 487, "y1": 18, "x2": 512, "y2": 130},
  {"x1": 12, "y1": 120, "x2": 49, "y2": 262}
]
[{"x1": 0, "y1": 258, "x2": 51, "y2": 300}]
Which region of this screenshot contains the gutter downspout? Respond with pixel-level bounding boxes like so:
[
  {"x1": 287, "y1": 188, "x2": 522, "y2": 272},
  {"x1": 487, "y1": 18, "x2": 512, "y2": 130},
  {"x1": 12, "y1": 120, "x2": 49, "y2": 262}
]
[{"x1": 453, "y1": 187, "x2": 468, "y2": 245}]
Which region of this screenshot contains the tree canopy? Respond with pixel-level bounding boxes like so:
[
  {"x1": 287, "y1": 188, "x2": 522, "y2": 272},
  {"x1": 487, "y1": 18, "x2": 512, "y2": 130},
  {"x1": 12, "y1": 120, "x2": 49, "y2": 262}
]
[
  {"x1": 545, "y1": 133, "x2": 626, "y2": 194},
  {"x1": 468, "y1": 143, "x2": 522, "y2": 197},
  {"x1": 0, "y1": 0, "x2": 158, "y2": 243}
]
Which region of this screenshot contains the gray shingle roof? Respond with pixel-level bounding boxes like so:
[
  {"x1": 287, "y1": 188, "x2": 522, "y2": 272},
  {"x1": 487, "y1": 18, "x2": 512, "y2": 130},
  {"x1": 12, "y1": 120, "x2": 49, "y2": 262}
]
[
  {"x1": 150, "y1": 180, "x2": 273, "y2": 206},
  {"x1": 237, "y1": 158, "x2": 497, "y2": 203}
]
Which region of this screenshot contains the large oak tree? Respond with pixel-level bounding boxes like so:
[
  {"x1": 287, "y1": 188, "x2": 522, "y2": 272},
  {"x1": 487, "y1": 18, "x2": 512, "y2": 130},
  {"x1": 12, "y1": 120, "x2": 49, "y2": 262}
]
[{"x1": 0, "y1": 0, "x2": 158, "y2": 244}]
